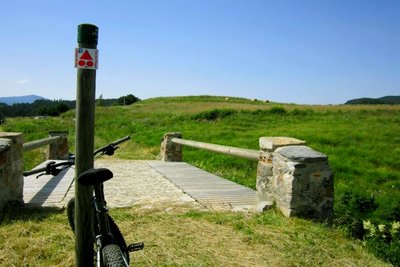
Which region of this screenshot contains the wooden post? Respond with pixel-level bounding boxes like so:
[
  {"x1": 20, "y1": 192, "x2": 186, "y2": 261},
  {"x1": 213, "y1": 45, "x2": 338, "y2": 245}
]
[{"x1": 74, "y1": 24, "x2": 98, "y2": 267}]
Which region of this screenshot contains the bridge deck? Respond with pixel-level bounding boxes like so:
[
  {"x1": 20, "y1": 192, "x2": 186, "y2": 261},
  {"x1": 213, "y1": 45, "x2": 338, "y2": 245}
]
[
  {"x1": 148, "y1": 161, "x2": 255, "y2": 211},
  {"x1": 23, "y1": 160, "x2": 75, "y2": 207},
  {"x1": 23, "y1": 160, "x2": 256, "y2": 211}
]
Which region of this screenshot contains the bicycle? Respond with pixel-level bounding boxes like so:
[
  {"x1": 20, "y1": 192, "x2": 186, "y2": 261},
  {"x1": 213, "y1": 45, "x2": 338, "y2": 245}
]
[{"x1": 23, "y1": 136, "x2": 144, "y2": 266}]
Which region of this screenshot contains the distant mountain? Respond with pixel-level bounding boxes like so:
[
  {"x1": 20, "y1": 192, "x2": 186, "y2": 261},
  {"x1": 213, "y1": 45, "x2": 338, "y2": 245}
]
[
  {"x1": 0, "y1": 95, "x2": 48, "y2": 105},
  {"x1": 345, "y1": 95, "x2": 400, "y2": 105}
]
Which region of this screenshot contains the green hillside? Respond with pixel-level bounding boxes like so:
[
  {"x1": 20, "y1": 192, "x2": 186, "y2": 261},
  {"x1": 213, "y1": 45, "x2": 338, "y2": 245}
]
[{"x1": 1, "y1": 95, "x2": 399, "y2": 265}]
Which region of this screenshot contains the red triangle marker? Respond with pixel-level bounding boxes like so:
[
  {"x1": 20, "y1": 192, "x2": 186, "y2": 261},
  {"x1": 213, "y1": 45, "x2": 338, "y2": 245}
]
[{"x1": 80, "y1": 50, "x2": 93, "y2": 60}]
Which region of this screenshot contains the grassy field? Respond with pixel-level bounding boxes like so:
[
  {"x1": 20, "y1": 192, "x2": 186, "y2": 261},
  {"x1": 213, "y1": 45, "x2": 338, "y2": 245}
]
[
  {"x1": 0, "y1": 205, "x2": 389, "y2": 267},
  {"x1": 1, "y1": 95, "x2": 399, "y2": 265}
]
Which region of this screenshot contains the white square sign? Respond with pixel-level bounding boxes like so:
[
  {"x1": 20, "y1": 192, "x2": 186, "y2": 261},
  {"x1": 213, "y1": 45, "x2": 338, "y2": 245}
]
[{"x1": 75, "y1": 48, "x2": 98, "y2": 69}]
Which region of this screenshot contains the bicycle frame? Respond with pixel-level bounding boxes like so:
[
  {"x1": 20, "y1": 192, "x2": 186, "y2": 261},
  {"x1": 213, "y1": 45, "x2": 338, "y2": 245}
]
[
  {"x1": 77, "y1": 167, "x2": 131, "y2": 266},
  {"x1": 92, "y1": 183, "x2": 129, "y2": 266},
  {"x1": 24, "y1": 135, "x2": 143, "y2": 266}
]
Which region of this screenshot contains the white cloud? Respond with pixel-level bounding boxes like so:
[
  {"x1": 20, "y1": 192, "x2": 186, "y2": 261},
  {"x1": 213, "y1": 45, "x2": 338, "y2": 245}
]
[{"x1": 17, "y1": 79, "x2": 30, "y2": 84}]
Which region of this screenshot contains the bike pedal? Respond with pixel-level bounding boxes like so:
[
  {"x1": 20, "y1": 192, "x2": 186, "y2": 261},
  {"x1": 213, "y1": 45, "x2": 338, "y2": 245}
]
[{"x1": 127, "y1": 242, "x2": 144, "y2": 252}]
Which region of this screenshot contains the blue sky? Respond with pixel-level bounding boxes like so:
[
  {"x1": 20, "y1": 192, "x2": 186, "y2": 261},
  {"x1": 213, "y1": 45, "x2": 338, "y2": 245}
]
[{"x1": 0, "y1": 0, "x2": 399, "y2": 104}]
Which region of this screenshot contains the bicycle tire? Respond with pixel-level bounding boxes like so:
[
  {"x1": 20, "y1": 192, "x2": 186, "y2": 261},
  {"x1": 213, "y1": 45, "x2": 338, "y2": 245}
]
[
  {"x1": 102, "y1": 244, "x2": 128, "y2": 267},
  {"x1": 67, "y1": 198, "x2": 75, "y2": 231},
  {"x1": 107, "y1": 214, "x2": 130, "y2": 264},
  {"x1": 67, "y1": 198, "x2": 130, "y2": 264}
]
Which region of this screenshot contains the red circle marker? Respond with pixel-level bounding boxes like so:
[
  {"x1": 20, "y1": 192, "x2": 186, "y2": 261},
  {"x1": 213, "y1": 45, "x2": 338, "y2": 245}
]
[
  {"x1": 78, "y1": 60, "x2": 85, "y2": 66},
  {"x1": 87, "y1": 61, "x2": 94, "y2": 67}
]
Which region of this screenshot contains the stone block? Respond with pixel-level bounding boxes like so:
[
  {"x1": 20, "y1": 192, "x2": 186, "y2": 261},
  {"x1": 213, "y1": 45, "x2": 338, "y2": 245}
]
[
  {"x1": 161, "y1": 132, "x2": 183, "y2": 162},
  {"x1": 259, "y1": 137, "x2": 306, "y2": 152},
  {"x1": 49, "y1": 131, "x2": 69, "y2": 160},
  {"x1": 256, "y1": 137, "x2": 334, "y2": 222},
  {"x1": 276, "y1": 145, "x2": 327, "y2": 163},
  {"x1": 0, "y1": 132, "x2": 24, "y2": 211}
]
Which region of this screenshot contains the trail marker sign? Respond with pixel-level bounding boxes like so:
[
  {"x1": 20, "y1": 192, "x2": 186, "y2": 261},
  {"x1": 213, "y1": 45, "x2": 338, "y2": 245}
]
[{"x1": 75, "y1": 48, "x2": 98, "y2": 69}]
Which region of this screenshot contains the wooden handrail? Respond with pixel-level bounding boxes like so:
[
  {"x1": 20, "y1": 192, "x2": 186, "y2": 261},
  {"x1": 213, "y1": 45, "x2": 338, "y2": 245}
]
[
  {"x1": 23, "y1": 136, "x2": 61, "y2": 152},
  {"x1": 171, "y1": 137, "x2": 259, "y2": 161}
]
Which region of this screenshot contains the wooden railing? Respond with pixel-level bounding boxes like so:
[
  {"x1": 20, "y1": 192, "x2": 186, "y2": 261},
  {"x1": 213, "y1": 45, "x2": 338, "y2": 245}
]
[
  {"x1": 22, "y1": 131, "x2": 69, "y2": 160},
  {"x1": 23, "y1": 135, "x2": 62, "y2": 152},
  {"x1": 170, "y1": 137, "x2": 259, "y2": 161}
]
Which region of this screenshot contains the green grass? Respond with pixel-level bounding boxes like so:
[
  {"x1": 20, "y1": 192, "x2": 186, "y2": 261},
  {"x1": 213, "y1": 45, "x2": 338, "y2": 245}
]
[
  {"x1": 0, "y1": 207, "x2": 75, "y2": 266},
  {"x1": 0, "y1": 205, "x2": 389, "y2": 267},
  {"x1": 2, "y1": 95, "x2": 399, "y2": 265}
]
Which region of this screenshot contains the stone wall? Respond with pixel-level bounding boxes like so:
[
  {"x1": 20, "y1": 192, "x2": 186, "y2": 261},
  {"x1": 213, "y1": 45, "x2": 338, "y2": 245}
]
[
  {"x1": 257, "y1": 137, "x2": 334, "y2": 222},
  {"x1": 0, "y1": 131, "x2": 69, "y2": 212},
  {"x1": 48, "y1": 131, "x2": 69, "y2": 160},
  {"x1": 0, "y1": 132, "x2": 24, "y2": 211}
]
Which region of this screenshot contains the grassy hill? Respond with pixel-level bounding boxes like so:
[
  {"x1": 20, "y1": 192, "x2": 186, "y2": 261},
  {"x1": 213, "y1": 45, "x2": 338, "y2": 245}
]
[
  {"x1": 346, "y1": 95, "x2": 400, "y2": 105},
  {"x1": 1, "y1": 95, "x2": 399, "y2": 265}
]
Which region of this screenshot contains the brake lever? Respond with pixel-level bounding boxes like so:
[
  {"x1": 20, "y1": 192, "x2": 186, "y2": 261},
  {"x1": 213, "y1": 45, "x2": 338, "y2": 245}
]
[
  {"x1": 36, "y1": 173, "x2": 46, "y2": 179},
  {"x1": 51, "y1": 168, "x2": 62, "y2": 176},
  {"x1": 103, "y1": 145, "x2": 117, "y2": 156}
]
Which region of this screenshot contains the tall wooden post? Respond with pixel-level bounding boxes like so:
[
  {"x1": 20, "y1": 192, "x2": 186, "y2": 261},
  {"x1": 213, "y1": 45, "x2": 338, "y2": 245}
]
[{"x1": 74, "y1": 24, "x2": 98, "y2": 267}]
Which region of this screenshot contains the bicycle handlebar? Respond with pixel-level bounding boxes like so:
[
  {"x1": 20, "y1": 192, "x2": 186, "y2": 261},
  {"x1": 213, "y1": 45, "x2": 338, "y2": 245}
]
[
  {"x1": 94, "y1": 135, "x2": 130, "y2": 156},
  {"x1": 23, "y1": 135, "x2": 131, "y2": 177},
  {"x1": 23, "y1": 160, "x2": 74, "y2": 177}
]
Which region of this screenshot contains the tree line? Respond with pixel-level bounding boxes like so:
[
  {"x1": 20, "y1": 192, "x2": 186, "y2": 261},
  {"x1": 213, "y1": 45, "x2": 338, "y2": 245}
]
[
  {"x1": 345, "y1": 95, "x2": 400, "y2": 105},
  {"x1": 0, "y1": 94, "x2": 140, "y2": 122}
]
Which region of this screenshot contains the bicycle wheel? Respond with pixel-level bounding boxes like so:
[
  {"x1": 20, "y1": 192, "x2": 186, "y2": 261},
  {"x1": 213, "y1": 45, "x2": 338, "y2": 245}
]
[
  {"x1": 107, "y1": 215, "x2": 130, "y2": 264},
  {"x1": 67, "y1": 198, "x2": 130, "y2": 264},
  {"x1": 102, "y1": 244, "x2": 128, "y2": 267},
  {"x1": 67, "y1": 197, "x2": 75, "y2": 231}
]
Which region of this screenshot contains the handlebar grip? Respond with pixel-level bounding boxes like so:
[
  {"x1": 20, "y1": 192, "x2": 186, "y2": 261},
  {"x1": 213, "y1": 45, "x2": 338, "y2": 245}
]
[
  {"x1": 23, "y1": 165, "x2": 50, "y2": 176},
  {"x1": 23, "y1": 161, "x2": 74, "y2": 177},
  {"x1": 112, "y1": 135, "x2": 131, "y2": 146},
  {"x1": 94, "y1": 136, "x2": 131, "y2": 156}
]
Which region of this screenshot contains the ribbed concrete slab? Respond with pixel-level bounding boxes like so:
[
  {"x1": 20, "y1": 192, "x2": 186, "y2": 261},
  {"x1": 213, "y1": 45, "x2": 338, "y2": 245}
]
[{"x1": 148, "y1": 161, "x2": 256, "y2": 211}]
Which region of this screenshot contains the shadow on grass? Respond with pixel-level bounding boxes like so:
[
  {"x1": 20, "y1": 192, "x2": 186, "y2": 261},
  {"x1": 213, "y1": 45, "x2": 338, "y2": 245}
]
[{"x1": 0, "y1": 205, "x2": 64, "y2": 225}]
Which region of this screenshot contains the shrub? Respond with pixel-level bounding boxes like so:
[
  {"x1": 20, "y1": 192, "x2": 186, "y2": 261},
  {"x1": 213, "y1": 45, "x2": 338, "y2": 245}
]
[
  {"x1": 291, "y1": 108, "x2": 314, "y2": 116},
  {"x1": 269, "y1": 106, "x2": 287, "y2": 115},
  {"x1": 334, "y1": 190, "x2": 400, "y2": 264},
  {"x1": 118, "y1": 94, "x2": 140, "y2": 105},
  {"x1": 192, "y1": 109, "x2": 237, "y2": 121},
  {"x1": 335, "y1": 190, "x2": 379, "y2": 238},
  {"x1": 363, "y1": 220, "x2": 400, "y2": 266}
]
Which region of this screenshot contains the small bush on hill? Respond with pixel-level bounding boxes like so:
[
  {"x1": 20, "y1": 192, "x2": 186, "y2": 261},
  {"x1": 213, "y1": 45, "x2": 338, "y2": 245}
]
[
  {"x1": 117, "y1": 94, "x2": 140, "y2": 106},
  {"x1": 291, "y1": 108, "x2": 314, "y2": 116},
  {"x1": 268, "y1": 106, "x2": 287, "y2": 115},
  {"x1": 192, "y1": 108, "x2": 237, "y2": 121}
]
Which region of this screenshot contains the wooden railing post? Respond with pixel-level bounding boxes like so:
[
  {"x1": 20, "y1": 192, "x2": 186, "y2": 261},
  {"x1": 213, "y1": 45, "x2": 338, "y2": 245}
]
[
  {"x1": 161, "y1": 132, "x2": 182, "y2": 162},
  {"x1": 74, "y1": 23, "x2": 98, "y2": 267},
  {"x1": 48, "y1": 131, "x2": 69, "y2": 160}
]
